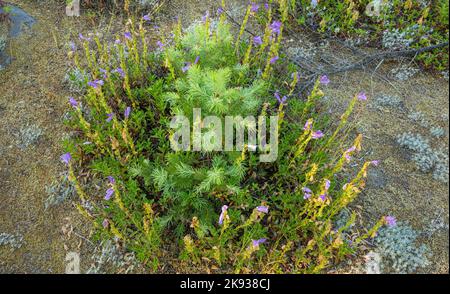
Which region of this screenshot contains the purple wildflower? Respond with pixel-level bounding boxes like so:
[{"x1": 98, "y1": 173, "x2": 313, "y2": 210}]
[
  {"x1": 182, "y1": 62, "x2": 192, "y2": 72},
  {"x1": 79, "y1": 33, "x2": 91, "y2": 42},
  {"x1": 69, "y1": 41, "x2": 77, "y2": 51},
  {"x1": 217, "y1": 7, "x2": 224, "y2": 15},
  {"x1": 69, "y1": 97, "x2": 79, "y2": 108},
  {"x1": 253, "y1": 35, "x2": 263, "y2": 46},
  {"x1": 108, "y1": 176, "x2": 116, "y2": 185},
  {"x1": 384, "y1": 216, "x2": 397, "y2": 227},
  {"x1": 251, "y1": 3, "x2": 260, "y2": 13},
  {"x1": 218, "y1": 205, "x2": 229, "y2": 225},
  {"x1": 303, "y1": 120, "x2": 313, "y2": 131},
  {"x1": 194, "y1": 56, "x2": 200, "y2": 65},
  {"x1": 274, "y1": 92, "x2": 287, "y2": 104},
  {"x1": 106, "y1": 113, "x2": 114, "y2": 122},
  {"x1": 87, "y1": 79, "x2": 104, "y2": 89},
  {"x1": 270, "y1": 21, "x2": 282, "y2": 35},
  {"x1": 256, "y1": 206, "x2": 269, "y2": 213},
  {"x1": 60, "y1": 153, "x2": 72, "y2": 165},
  {"x1": 124, "y1": 107, "x2": 131, "y2": 119},
  {"x1": 344, "y1": 146, "x2": 356, "y2": 162},
  {"x1": 102, "y1": 219, "x2": 109, "y2": 228},
  {"x1": 311, "y1": 130, "x2": 324, "y2": 139},
  {"x1": 105, "y1": 188, "x2": 114, "y2": 201},
  {"x1": 99, "y1": 68, "x2": 107, "y2": 79},
  {"x1": 371, "y1": 160, "x2": 380, "y2": 166},
  {"x1": 202, "y1": 11, "x2": 210, "y2": 22},
  {"x1": 115, "y1": 39, "x2": 121, "y2": 45},
  {"x1": 319, "y1": 194, "x2": 327, "y2": 201},
  {"x1": 124, "y1": 32, "x2": 132, "y2": 40},
  {"x1": 324, "y1": 179, "x2": 331, "y2": 191},
  {"x1": 302, "y1": 187, "x2": 312, "y2": 200},
  {"x1": 319, "y1": 75, "x2": 330, "y2": 85},
  {"x1": 252, "y1": 238, "x2": 267, "y2": 248},
  {"x1": 114, "y1": 67, "x2": 125, "y2": 78},
  {"x1": 264, "y1": 3, "x2": 269, "y2": 10},
  {"x1": 156, "y1": 41, "x2": 165, "y2": 50},
  {"x1": 270, "y1": 55, "x2": 279, "y2": 64},
  {"x1": 143, "y1": 14, "x2": 151, "y2": 21},
  {"x1": 358, "y1": 91, "x2": 367, "y2": 101}
]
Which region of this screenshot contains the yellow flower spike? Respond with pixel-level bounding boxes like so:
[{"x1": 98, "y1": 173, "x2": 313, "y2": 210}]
[
  {"x1": 306, "y1": 163, "x2": 319, "y2": 182},
  {"x1": 235, "y1": 5, "x2": 251, "y2": 53},
  {"x1": 110, "y1": 221, "x2": 125, "y2": 240},
  {"x1": 242, "y1": 39, "x2": 253, "y2": 65}
]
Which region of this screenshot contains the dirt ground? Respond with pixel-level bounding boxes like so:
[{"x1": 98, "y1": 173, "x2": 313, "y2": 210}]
[{"x1": 0, "y1": 0, "x2": 448, "y2": 273}]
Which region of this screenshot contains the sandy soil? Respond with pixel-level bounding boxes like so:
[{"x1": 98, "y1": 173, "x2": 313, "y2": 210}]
[{"x1": 0, "y1": 0, "x2": 448, "y2": 273}]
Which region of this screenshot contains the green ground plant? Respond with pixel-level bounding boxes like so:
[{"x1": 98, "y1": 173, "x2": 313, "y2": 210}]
[
  {"x1": 289, "y1": 0, "x2": 449, "y2": 71},
  {"x1": 63, "y1": 0, "x2": 391, "y2": 273}
]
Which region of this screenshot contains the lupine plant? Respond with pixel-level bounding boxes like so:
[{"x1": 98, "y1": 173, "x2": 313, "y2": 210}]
[{"x1": 63, "y1": 0, "x2": 391, "y2": 273}]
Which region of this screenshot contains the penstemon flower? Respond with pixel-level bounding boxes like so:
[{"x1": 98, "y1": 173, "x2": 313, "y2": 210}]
[
  {"x1": 79, "y1": 33, "x2": 91, "y2": 42},
  {"x1": 311, "y1": 130, "x2": 324, "y2": 139},
  {"x1": 253, "y1": 36, "x2": 263, "y2": 46},
  {"x1": 270, "y1": 56, "x2": 279, "y2": 64},
  {"x1": 344, "y1": 146, "x2": 356, "y2": 162},
  {"x1": 302, "y1": 187, "x2": 312, "y2": 199},
  {"x1": 156, "y1": 41, "x2": 165, "y2": 50},
  {"x1": 358, "y1": 91, "x2": 367, "y2": 101},
  {"x1": 69, "y1": 97, "x2": 79, "y2": 108},
  {"x1": 194, "y1": 56, "x2": 200, "y2": 65},
  {"x1": 384, "y1": 216, "x2": 397, "y2": 227},
  {"x1": 274, "y1": 92, "x2": 287, "y2": 104},
  {"x1": 124, "y1": 32, "x2": 132, "y2": 40},
  {"x1": 182, "y1": 62, "x2": 192, "y2": 72},
  {"x1": 218, "y1": 205, "x2": 229, "y2": 225},
  {"x1": 107, "y1": 176, "x2": 115, "y2": 185},
  {"x1": 371, "y1": 160, "x2": 380, "y2": 166},
  {"x1": 270, "y1": 21, "x2": 282, "y2": 35},
  {"x1": 256, "y1": 206, "x2": 269, "y2": 213},
  {"x1": 106, "y1": 113, "x2": 114, "y2": 122},
  {"x1": 104, "y1": 188, "x2": 114, "y2": 200},
  {"x1": 217, "y1": 7, "x2": 224, "y2": 15},
  {"x1": 319, "y1": 75, "x2": 330, "y2": 85},
  {"x1": 60, "y1": 153, "x2": 72, "y2": 165},
  {"x1": 124, "y1": 107, "x2": 131, "y2": 119},
  {"x1": 252, "y1": 238, "x2": 267, "y2": 248},
  {"x1": 87, "y1": 79, "x2": 104, "y2": 89},
  {"x1": 143, "y1": 14, "x2": 151, "y2": 21},
  {"x1": 102, "y1": 219, "x2": 109, "y2": 228},
  {"x1": 303, "y1": 119, "x2": 313, "y2": 131},
  {"x1": 250, "y1": 3, "x2": 260, "y2": 13},
  {"x1": 114, "y1": 67, "x2": 125, "y2": 78}
]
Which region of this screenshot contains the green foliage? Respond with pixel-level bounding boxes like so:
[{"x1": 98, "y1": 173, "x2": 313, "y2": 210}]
[
  {"x1": 291, "y1": 0, "x2": 449, "y2": 70},
  {"x1": 64, "y1": 1, "x2": 388, "y2": 273}
]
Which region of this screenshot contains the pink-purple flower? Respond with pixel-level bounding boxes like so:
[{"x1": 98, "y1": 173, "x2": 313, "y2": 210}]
[
  {"x1": 114, "y1": 67, "x2": 125, "y2": 78},
  {"x1": 108, "y1": 176, "x2": 116, "y2": 185},
  {"x1": 105, "y1": 188, "x2": 114, "y2": 201},
  {"x1": 124, "y1": 107, "x2": 131, "y2": 119},
  {"x1": 371, "y1": 160, "x2": 380, "y2": 166},
  {"x1": 270, "y1": 55, "x2": 279, "y2": 64},
  {"x1": 253, "y1": 35, "x2": 263, "y2": 46},
  {"x1": 143, "y1": 14, "x2": 151, "y2": 21},
  {"x1": 87, "y1": 79, "x2": 104, "y2": 89},
  {"x1": 319, "y1": 75, "x2": 330, "y2": 85},
  {"x1": 256, "y1": 206, "x2": 269, "y2": 213},
  {"x1": 106, "y1": 113, "x2": 114, "y2": 122},
  {"x1": 124, "y1": 32, "x2": 132, "y2": 40},
  {"x1": 274, "y1": 92, "x2": 287, "y2": 104},
  {"x1": 218, "y1": 205, "x2": 228, "y2": 225},
  {"x1": 303, "y1": 120, "x2": 313, "y2": 131},
  {"x1": 69, "y1": 97, "x2": 79, "y2": 109},
  {"x1": 102, "y1": 219, "x2": 109, "y2": 228},
  {"x1": 311, "y1": 130, "x2": 324, "y2": 139},
  {"x1": 252, "y1": 238, "x2": 267, "y2": 248},
  {"x1": 60, "y1": 153, "x2": 72, "y2": 165},
  {"x1": 251, "y1": 3, "x2": 260, "y2": 13},
  {"x1": 384, "y1": 216, "x2": 397, "y2": 227},
  {"x1": 156, "y1": 41, "x2": 165, "y2": 50},
  {"x1": 358, "y1": 91, "x2": 367, "y2": 101},
  {"x1": 302, "y1": 187, "x2": 312, "y2": 199},
  {"x1": 270, "y1": 21, "x2": 282, "y2": 35}
]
